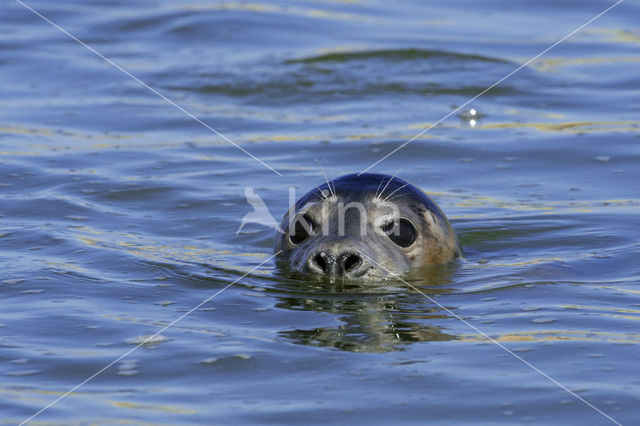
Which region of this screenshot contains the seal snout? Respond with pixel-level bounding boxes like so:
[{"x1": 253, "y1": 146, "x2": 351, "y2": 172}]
[{"x1": 308, "y1": 250, "x2": 369, "y2": 278}]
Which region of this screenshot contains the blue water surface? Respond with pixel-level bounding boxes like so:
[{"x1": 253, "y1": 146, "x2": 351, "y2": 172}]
[{"x1": 1, "y1": 0, "x2": 639, "y2": 424}]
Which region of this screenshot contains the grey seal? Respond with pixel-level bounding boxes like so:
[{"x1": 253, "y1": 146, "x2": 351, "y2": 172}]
[{"x1": 275, "y1": 173, "x2": 461, "y2": 279}]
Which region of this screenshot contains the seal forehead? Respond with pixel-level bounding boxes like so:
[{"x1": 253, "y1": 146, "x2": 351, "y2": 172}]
[
  {"x1": 295, "y1": 173, "x2": 443, "y2": 219},
  {"x1": 331, "y1": 173, "x2": 407, "y2": 195}
]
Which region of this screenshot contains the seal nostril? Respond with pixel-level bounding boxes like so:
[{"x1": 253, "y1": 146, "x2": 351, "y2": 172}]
[
  {"x1": 343, "y1": 254, "x2": 362, "y2": 274},
  {"x1": 313, "y1": 253, "x2": 327, "y2": 273}
]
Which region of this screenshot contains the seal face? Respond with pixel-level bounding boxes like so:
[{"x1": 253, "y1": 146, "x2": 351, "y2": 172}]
[{"x1": 275, "y1": 173, "x2": 461, "y2": 280}]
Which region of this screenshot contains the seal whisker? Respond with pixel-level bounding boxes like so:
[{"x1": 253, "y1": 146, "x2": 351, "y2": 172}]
[
  {"x1": 386, "y1": 192, "x2": 409, "y2": 203},
  {"x1": 295, "y1": 170, "x2": 328, "y2": 200},
  {"x1": 375, "y1": 176, "x2": 386, "y2": 199},
  {"x1": 315, "y1": 159, "x2": 336, "y2": 198},
  {"x1": 313, "y1": 180, "x2": 329, "y2": 200},
  {"x1": 383, "y1": 183, "x2": 409, "y2": 202},
  {"x1": 378, "y1": 176, "x2": 393, "y2": 199},
  {"x1": 386, "y1": 192, "x2": 405, "y2": 202},
  {"x1": 378, "y1": 168, "x2": 402, "y2": 200}
]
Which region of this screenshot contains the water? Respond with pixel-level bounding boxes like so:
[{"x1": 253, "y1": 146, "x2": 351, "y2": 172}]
[{"x1": 1, "y1": 0, "x2": 639, "y2": 424}]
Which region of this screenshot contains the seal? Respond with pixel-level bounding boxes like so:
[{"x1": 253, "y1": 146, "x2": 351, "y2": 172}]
[{"x1": 275, "y1": 173, "x2": 461, "y2": 279}]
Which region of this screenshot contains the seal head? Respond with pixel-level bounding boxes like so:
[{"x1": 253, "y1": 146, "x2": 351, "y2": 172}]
[{"x1": 275, "y1": 173, "x2": 461, "y2": 280}]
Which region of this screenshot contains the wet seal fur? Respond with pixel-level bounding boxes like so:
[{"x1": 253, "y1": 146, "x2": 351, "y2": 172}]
[{"x1": 275, "y1": 173, "x2": 461, "y2": 279}]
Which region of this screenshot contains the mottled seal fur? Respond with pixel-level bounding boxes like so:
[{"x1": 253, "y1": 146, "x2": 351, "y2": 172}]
[{"x1": 275, "y1": 173, "x2": 461, "y2": 279}]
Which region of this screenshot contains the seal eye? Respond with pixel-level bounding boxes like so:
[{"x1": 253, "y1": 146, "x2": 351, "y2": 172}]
[
  {"x1": 382, "y1": 218, "x2": 416, "y2": 248},
  {"x1": 289, "y1": 214, "x2": 314, "y2": 245}
]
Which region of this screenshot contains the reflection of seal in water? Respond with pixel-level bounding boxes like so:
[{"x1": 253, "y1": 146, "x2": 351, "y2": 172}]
[{"x1": 275, "y1": 173, "x2": 461, "y2": 279}]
